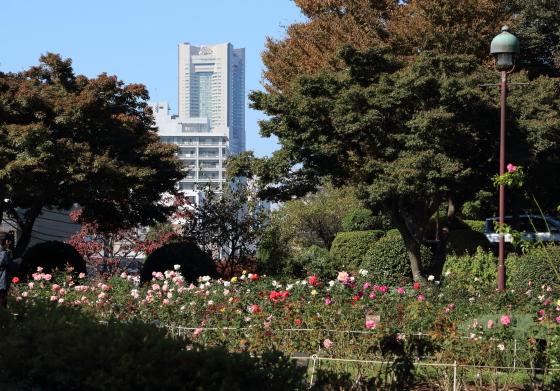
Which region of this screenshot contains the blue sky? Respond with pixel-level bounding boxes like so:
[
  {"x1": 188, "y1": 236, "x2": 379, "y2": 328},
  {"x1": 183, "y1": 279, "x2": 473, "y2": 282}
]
[{"x1": 0, "y1": 0, "x2": 306, "y2": 158}]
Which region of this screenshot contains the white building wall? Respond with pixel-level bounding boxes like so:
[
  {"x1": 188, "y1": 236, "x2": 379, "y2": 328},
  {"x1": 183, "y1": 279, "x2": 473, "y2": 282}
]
[{"x1": 148, "y1": 102, "x2": 231, "y2": 205}]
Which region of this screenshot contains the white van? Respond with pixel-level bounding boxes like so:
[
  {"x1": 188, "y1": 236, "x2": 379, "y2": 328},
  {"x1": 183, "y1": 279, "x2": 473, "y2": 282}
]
[{"x1": 484, "y1": 215, "x2": 560, "y2": 242}]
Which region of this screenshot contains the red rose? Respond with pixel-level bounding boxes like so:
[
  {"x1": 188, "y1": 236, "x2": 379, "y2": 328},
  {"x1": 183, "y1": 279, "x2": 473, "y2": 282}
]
[
  {"x1": 295, "y1": 319, "x2": 302, "y2": 326},
  {"x1": 11, "y1": 277, "x2": 19, "y2": 283},
  {"x1": 413, "y1": 283, "x2": 420, "y2": 289},
  {"x1": 309, "y1": 276, "x2": 317, "y2": 285},
  {"x1": 249, "y1": 274, "x2": 259, "y2": 281}
]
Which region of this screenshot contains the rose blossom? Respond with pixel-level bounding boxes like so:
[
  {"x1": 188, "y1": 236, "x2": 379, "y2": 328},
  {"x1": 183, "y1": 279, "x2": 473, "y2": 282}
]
[
  {"x1": 366, "y1": 320, "x2": 376, "y2": 329},
  {"x1": 337, "y1": 271, "x2": 349, "y2": 282},
  {"x1": 397, "y1": 288, "x2": 405, "y2": 294},
  {"x1": 52, "y1": 284, "x2": 61, "y2": 292},
  {"x1": 507, "y1": 164, "x2": 517, "y2": 172},
  {"x1": 325, "y1": 298, "x2": 332, "y2": 306},
  {"x1": 369, "y1": 293, "x2": 376, "y2": 299},
  {"x1": 363, "y1": 283, "x2": 371, "y2": 289},
  {"x1": 417, "y1": 295, "x2": 425, "y2": 300},
  {"x1": 309, "y1": 276, "x2": 317, "y2": 285},
  {"x1": 501, "y1": 315, "x2": 511, "y2": 326},
  {"x1": 379, "y1": 286, "x2": 388, "y2": 293},
  {"x1": 323, "y1": 339, "x2": 334, "y2": 348},
  {"x1": 488, "y1": 319, "x2": 495, "y2": 329},
  {"x1": 413, "y1": 283, "x2": 420, "y2": 289}
]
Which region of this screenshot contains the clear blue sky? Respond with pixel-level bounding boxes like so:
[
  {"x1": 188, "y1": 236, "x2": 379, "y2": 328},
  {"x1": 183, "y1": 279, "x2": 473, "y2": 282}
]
[{"x1": 0, "y1": 0, "x2": 306, "y2": 158}]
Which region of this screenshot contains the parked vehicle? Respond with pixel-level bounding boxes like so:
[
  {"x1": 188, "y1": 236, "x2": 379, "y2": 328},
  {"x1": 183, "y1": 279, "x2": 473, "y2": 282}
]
[{"x1": 484, "y1": 215, "x2": 560, "y2": 242}]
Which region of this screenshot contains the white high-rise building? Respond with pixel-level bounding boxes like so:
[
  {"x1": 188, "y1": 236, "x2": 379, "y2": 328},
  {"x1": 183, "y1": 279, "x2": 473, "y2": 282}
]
[
  {"x1": 178, "y1": 42, "x2": 245, "y2": 155},
  {"x1": 148, "y1": 102, "x2": 231, "y2": 205}
]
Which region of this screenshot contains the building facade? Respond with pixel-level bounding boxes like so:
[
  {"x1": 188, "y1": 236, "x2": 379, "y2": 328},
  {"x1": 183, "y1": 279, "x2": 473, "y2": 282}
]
[
  {"x1": 177, "y1": 42, "x2": 245, "y2": 155},
  {"x1": 148, "y1": 102, "x2": 231, "y2": 204}
]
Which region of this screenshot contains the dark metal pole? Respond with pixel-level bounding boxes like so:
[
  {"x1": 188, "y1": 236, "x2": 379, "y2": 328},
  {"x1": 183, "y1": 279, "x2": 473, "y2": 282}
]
[{"x1": 498, "y1": 70, "x2": 507, "y2": 290}]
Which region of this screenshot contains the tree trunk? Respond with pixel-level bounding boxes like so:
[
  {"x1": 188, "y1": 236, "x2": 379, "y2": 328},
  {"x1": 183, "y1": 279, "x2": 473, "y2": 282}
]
[
  {"x1": 429, "y1": 195, "x2": 459, "y2": 280},
  {"x1": 12, "y1": 201, "x2": 44, "y2": 258}
]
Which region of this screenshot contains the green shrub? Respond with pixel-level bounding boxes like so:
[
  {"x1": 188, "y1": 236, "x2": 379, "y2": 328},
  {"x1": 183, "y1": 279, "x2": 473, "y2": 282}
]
[
  {"x1": 19, "y1": 240, "x2": 86, "y2": 279},
  {"x1": 342, "y1": 209, "x2": 392, "y2": 232},
  {"x1": 0, "y1": 300, "x2": 307, "y2": 391},
  {"x1": 296, "y1": 245, "x2": 342, "y2": 280},
  {"x1": 446, "y1": 229, "x2": 492, "y2": 256},
  {"x1": 140, "y1": 241, "x2": 217, "y2": 284},
  {"x1": 508, "y1": 246, "x2": 560, "y2": 289},
  {"x1": 330, "y1": 230, "x2": 385, "y2": 270},
  {"x1": 444, "y1": 247, "x2": 498, "y2": 288},
  {"x1": 360, "y1": 234, "x2": 433, "y2": 286},
  {"x1": 463, "y1": 220, "x2": 486, "y2": 233}
]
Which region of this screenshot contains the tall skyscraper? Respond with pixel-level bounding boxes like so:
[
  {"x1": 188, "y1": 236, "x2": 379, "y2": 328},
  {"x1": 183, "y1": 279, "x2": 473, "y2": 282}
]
[{"x1": 178, "y1": 42, "x2": 245, "y2": 155}]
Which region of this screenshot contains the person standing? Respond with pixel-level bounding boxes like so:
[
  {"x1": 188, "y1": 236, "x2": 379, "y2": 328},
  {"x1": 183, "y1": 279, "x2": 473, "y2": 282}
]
[{"x1": 0, "y1": 232, "x2": 22, "y2": 308}]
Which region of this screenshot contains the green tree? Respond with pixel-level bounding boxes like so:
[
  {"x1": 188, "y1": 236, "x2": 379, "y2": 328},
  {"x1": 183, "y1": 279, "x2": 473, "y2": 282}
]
[
  {"x1": 229, "y1": 47, "x2": 560, "y2": 282},
  {"x1": 182, "y1": 180, "x2": 270, "y2": 278},
  {"x1": 0, "y1": 53, "x2": 184, "y2": 257},
  {"x1": 274, "y1": 183, "x2": 362, "y2": 250}
]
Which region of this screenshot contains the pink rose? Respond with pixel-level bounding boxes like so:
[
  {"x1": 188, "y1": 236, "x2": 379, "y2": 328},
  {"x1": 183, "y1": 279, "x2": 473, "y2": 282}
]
[
  {"x1": 417, "y1": 295, "x2": 425, "y2": 300},
  {"x1": 507, "y1": 164, "x2": 517, "y2": 172},
  {"x1": 325, "y1": 298, "x2": 332, "y2": 306},
  {"x1": 488, "y1": 319, "x2": 494, "y2": 329},
  {"x1": 43, "y1": 274, "x2": 52, "y2": 281},
  {"x1": 366, "y1": 320, "x2": 376, "y2": 329},
  {"x1": 379, "y1": 286, "x2": 388, "y2": 293},
  {"x1": 363, "y1": 283, "x2": 371, "y2": 289},
  {"x1": 369, "y1": 293, "x2": 376, "y2": 299},
  {"x1": 152, "y1": 284, "x2": 160, "y2": 291},
  {"x1": 397, "y1": 288, "x2": 405, "y2": 294},
  {"x1": 37, "y1": 267, "x2": 43, "y2": 272},
  {"x1": 323, "y1": 338, "x2": 334, "y2": 348},
  {"x1": 78, "y1": 273, "x2": 86, "y2": 279},
  {"x1": 337, "y1": 271, "x2": 349, "y2": 282},
  {"x1": 501, "y1": 315, "x2": 511, "y2": 326},
  {"x1": 52, "y1": 284, "x2": 61, "y2": 292}
]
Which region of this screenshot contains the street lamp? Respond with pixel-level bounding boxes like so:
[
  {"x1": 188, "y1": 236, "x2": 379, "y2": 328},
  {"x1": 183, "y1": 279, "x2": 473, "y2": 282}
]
[{"x1": 490, "y1": 26, "x2": 520, "y2": 290}]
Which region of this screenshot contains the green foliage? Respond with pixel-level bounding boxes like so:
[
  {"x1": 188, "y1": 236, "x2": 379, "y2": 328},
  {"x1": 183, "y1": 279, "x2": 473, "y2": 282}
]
[
  {"x1": 342, "y1": 208, "x2": 392, "y2": 232},
  {"x1": 257, "y1": 224, "x2": 299, "y2": 279},
  {"x1": 272, "y1": 183, "x2": 363, "y2": 250},
  {"x1": 361, "y1": 234, "x2": 433, "y2": 286},
  {"x1": 330, "y1": 230, "x2": 385, "y2": 271},
  {"x1": 19, "y1": 240, "x2": 86, "y2": 278},
  {"x1": 0, "y1": 300, "x2": 307, "y2": 391},
  {"x1": 182, "y1": 180, "x2": 269, "y2": 278},
  {"x1": 463, "y1": 220, "x2": 486, "y2": 233},
  {"x1": 140, "y1": 241, "x2": 217, "y2": 284},
  {"x1": 446, "y1": 229, "x2": 492, "y2": 256},
  {"x1": 444, "y1": 247, "x2": 498, "y2": 288},
  {"x1": 508, "y1": 246, "x2": 560, "y2": 289},
  {"x1": 296, "y1": 245, "x2": 342, "y2": 280}
]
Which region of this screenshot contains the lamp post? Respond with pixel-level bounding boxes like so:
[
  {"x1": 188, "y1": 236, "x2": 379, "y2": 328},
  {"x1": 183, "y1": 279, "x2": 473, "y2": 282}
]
[{"x1": 487, "y1": 26, "x2": 520, "y2": 290}]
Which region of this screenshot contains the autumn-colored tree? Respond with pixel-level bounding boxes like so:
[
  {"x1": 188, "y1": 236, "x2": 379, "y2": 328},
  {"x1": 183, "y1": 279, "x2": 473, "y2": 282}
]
[
  {"x1": 263, "y1": 0, "x2": 559, "y2": 93},
  {"x1": 0, "y1": 53, "x2": 184, "y2": 257},
  {"x1": 66, "y1": 194, "x2": 191, "y2": 275}
]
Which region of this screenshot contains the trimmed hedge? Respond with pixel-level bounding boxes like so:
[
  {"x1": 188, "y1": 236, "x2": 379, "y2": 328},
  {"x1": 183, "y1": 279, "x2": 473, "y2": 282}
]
[
  {"x1": 360, "y1": 234, "x2": 433, "y2": 286},
  {"x1": 19, "y1": 240, "x2": 86, "y2": 279},
  {"x1": 140, "y1": 241, "x2": 217, "y2": 284},
  {"x1": 446, "y1": 229, "x2": 492, "y2": 256},
  {"x1": 0, "y1": 301, "x2": 307, "y2": 391},
  {"x1": 462, "y1": 220, "x2": 486, "y2": 233},
  {"x1": 508, "y1": 246, "x2": 560, "y2": 289},
  {"x1": 330, "y1": 230, "x2": 385, "y2": 270}
]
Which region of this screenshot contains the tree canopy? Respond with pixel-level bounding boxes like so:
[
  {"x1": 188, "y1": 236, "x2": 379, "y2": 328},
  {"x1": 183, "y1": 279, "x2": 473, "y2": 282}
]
[
  {"x1": 0, "y1": 53, "x2": 184, "y2": 256},
  {"x1": 229, "y1": 46, "x2": 560, "y2": 281}
]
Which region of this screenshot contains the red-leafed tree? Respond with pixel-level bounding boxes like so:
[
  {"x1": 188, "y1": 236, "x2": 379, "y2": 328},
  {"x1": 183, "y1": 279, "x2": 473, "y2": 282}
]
[{"x1": 67, "y1": 194, "x2": 192, "y2": 275}]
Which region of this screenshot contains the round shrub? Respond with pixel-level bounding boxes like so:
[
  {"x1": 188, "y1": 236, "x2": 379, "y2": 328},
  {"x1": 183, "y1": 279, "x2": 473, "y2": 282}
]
[
  {"x1": 360, "y1": 234, "x2": 433, "y2": 286},
  {"x1": 297, "y1": 245, "x2": 342, "y2": 280},
  {"x1": 140, "y1": 241, "x2": 217, "y2": 284},
  {"x1": 330, "y1": 230, "x2": 385, "y2": 270},
  {"x1": 19, "y1": 240, "x2": 86, "y2": 279},
  {"x1": 342, "y1": 209, "x2": 392, "y2": 232},
  {"x1": 508, "y1": 246, "x2": 560, "y2": 289}
]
